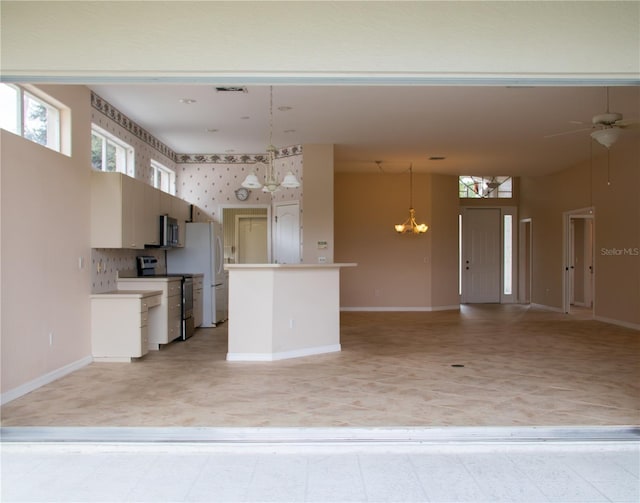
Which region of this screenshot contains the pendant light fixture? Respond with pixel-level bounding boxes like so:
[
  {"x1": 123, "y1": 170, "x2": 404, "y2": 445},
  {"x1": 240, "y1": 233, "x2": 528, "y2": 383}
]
[
  {"x1": 395, "y1": 164, "x2": 428, "y2": 235},
  {"x1": 241, "y1": 86, "x2": 300, "y2": 193}
]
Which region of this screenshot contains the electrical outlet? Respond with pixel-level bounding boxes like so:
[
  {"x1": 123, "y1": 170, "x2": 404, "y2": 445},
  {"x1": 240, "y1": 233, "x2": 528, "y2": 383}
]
[{"x1": 49, "y1": 332, "x2": 53, "y2": 346}]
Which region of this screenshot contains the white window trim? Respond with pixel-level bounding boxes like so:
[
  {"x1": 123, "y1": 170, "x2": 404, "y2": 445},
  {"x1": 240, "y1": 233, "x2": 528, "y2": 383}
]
[
  {"x1": 0, "y1": 83, "x2": 66, "y2": 154},
  {"x1": 151, "y1": 159, "x2": 176, "y2": 195},
  {"x1": 91, "y1": 124, "x2": 134, "y2": 175}
]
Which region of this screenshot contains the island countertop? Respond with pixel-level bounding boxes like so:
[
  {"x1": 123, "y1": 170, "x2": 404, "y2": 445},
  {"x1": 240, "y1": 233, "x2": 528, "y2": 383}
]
[{"x1": 224, "y1": 263, "x2": 356, "y2": 270}]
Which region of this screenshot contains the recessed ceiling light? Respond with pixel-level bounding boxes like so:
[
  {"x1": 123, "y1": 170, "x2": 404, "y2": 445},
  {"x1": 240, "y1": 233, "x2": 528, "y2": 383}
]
[
  {"x1": 240, "y1": 116, "x2": 250, "y2": 120},
  {"x1": 206, "y1": 128, "x2": 218, "y2": 133},
  {"x1": 284, "y1": 129, "x2": 296, "y2": 133},
  {"x1": 429, "y1": 156, "x2": 446, "y2": 161},
  {"x1": 277, "y1": 106, "x2": 293, "y2": 112},
  {"x1": 179, "y1": 98, "x2": 196, "y2": 104}
]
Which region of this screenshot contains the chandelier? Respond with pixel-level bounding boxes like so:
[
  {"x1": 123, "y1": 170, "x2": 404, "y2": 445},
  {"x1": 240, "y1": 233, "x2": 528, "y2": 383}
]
[
  {"x1": 241, "y1": 86, "x2": 300, "y2": 193},
  {"x1": 395, "y1": 165, "x2": 428, "y2": 235}
]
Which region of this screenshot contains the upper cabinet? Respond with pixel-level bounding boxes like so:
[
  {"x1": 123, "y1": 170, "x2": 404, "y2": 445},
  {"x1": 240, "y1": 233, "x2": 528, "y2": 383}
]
[{"x1": 91, "y1": 171, "x2": 192, "y2": 249}]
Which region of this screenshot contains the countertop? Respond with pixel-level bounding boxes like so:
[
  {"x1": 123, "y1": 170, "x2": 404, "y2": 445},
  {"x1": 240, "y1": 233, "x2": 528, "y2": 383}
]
[
  {"x1": 90, "y1": 290, "x2": 163, "y2": 299},
  {"x1": 225, "y1": 263, "x2": 357, "y2": 270}
]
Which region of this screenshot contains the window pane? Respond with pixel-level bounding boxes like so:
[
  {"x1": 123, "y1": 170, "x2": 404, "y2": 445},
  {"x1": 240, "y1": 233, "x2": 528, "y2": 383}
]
[
  {"x1": 504, "y1": 214, "x2": 513, "y2": 295},
  {"x1": 0, "y1": 84, "x2": 19, "y2": 134},
  {"x1": 106, "y1": 142, "x2": 118, "y2": 172},
  {"x1": 23, "y1": 94, "x2": 48, "y2": 146},
  {"x1": 91, "y1": 133, "x2": 104, "y2": 169}
]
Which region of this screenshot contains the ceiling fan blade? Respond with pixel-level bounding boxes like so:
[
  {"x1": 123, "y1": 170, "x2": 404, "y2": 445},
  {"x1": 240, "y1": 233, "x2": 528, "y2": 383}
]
[
  {"x1": 616, "y1": 119, "x2": 640, "y2": 130},
  {"x1": 543, "y1": 127, "x2": 592, "y2": 139}
]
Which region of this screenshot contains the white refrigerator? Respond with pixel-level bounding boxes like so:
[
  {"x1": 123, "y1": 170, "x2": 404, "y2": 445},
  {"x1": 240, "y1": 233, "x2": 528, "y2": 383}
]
[{"x1": 167, "y1": 222, "x2": 227, "y2": 326}]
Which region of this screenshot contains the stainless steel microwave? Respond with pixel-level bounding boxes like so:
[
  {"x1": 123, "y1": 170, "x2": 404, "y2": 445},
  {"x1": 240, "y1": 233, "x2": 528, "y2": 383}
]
[{"x1": 160, "y1": 214, "x2": 179, "y2": 247}]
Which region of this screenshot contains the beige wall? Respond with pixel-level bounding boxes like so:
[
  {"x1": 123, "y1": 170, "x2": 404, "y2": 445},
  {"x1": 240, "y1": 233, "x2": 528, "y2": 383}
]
[
  {"x1": 301, "y1": 145, "x2": 334, "y2": 264},
  {"x1": 335, "y1": 172, "x2": 459, "y2": 310},
  {"x1": 520, "y1": 133, "x2": 640, "y2": 326},
  {"x1": 1, "y1": 85, "x2": 93, "y2": 395}
]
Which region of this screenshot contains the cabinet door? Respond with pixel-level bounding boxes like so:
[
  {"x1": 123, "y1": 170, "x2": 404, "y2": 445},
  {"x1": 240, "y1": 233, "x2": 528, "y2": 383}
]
[
  {"x1": 143, "y1": 183, "x2": 160, "y2": 246},
  {"x1": 121, "y1": 176, "x2": 137, "y2": 248}
]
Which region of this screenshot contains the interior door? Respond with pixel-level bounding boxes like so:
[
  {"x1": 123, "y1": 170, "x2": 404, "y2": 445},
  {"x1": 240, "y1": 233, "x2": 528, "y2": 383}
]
[
  {"x1": 274, "y1": 203, "x2": 300, "y2": 264},
  {"x1": 462, "y1": 208, "x2": 501, "y2": 303},
  {"x1": 236, "y1": 216, "x2": 268, "y2": 263}
]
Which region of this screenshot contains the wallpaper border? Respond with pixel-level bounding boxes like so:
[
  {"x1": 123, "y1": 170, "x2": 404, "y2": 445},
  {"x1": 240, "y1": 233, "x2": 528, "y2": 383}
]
[
  {"x1": 91, "y1": 91, "x2": 178, "y2": 162},
  {"x1": 176, "y1": 145, "x2": 303, "y2": 164}
]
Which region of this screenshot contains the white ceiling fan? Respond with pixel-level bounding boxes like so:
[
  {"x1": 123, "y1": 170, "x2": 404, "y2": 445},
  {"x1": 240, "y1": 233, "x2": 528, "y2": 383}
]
[{"x1": 545, "y1": 88, "x2": 638, "y2": 148}]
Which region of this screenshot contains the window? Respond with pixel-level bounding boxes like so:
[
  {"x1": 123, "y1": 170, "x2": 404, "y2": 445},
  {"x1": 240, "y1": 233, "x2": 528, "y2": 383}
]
[
  {"x1": 503, "y1": 214, "x2": 513, "y2": 295},
  {"x1": 0, "y1": 83, "x2": 61, "y2": 152},
  {"x1": 151, "y1": 160, "x2": 176, "y2": 195},
  {"x1": 459, "y1": 176, "x2": 512, "y2": 198},
  {"x1": 91, "y1": 125, "x2": 133, "y2": 174}
]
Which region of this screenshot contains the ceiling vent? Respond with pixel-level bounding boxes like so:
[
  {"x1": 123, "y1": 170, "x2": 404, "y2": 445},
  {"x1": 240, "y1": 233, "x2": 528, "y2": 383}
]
[{"x1": 215, "y1": 86, "x2": 248, "y2": 93}]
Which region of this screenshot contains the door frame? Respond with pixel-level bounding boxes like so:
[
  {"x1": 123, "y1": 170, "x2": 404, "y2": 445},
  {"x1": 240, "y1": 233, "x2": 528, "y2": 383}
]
[{"x1": 562, "y1": 207, "x2": 595, "y2": 314}]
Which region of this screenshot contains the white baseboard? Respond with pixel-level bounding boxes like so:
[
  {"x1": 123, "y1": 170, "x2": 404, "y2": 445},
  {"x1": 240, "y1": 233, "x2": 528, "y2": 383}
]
[
  {"x1": 1, "y1": 355, "x2": 93, "y2": 406},
  {"x1": 227, "y1": 344, "x2": 341, "y2": 362},
  {"x1": 594, "y1": 315, "x2": 640, "y2": 331},
  {"x1": 341, "y1": 305, "x2": 459, "y2": 312}
]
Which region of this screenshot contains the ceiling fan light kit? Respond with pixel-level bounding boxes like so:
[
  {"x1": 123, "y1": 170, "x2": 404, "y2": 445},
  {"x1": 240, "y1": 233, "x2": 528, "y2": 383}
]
[{"x1": 591, "y1": 128, "x2": 621, "y2": 149}]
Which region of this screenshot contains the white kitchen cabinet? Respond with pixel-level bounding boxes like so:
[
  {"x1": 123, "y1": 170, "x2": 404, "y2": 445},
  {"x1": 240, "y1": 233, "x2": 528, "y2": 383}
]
[
  {"x1": 91, "y1": 172, "x2": 148, "y2": 249},
  {"x1": 142, "y1": 183, "x2": 160, "y2": 246},
  {"x1": 117, "y1": 277, "x2": 182, "y2": 349},
  {"x1": 91, "y1": 290, "x2": 162, "y2": 362},
  {"x1": 172, "y1": 197, "x2": 191, "y2": 247},
  {"x1": 193, "y1": 274, "x2": 204, "y2": 327}
]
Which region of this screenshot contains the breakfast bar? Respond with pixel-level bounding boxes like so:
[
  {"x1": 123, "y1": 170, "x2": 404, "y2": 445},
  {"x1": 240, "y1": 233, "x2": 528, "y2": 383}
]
[{"x1": 224, "y1": 263, "x2": 356, "y2": 361}]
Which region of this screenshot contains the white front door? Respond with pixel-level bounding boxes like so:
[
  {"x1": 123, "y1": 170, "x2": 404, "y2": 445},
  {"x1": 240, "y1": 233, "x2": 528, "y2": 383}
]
[
  {"x1": 462, "y1": 208, "x2": 501, "y2": 303},
  {"x1": 274, "y1": 202, "x2": 300, "y2": 264}
]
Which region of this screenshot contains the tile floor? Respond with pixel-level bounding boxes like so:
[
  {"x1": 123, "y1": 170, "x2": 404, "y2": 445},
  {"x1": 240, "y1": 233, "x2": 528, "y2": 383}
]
[
  {"x1": 1, "y1": 305, "x2": 639, "y2": 427},
  {"x1": 2, "y1": 438, "x2": 639, "y2": 502}
]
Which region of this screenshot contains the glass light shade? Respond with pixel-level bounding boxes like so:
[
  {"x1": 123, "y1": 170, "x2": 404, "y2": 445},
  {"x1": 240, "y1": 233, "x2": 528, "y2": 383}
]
[
  {"x1": 280, "y1": 171, "x2": 300, "y2": 188},
  {"x1": 395, "y1": 224, "x2": 406, "y2": 233},
  {"x1": 241, "y1": 172, "x2": 262, "y2": 189},
  {"x1": 591, "y1": 128, "x2": 620, "y2": 149}
]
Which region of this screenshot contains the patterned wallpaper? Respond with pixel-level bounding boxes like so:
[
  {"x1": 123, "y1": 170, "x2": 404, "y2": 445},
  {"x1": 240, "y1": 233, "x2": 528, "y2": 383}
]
[
  {"x1": 176, "y1": 153, "x2": 303, "y2": 221},
  {"x1": 91, "y1": 248, "x2": 167, "y2": 294}
]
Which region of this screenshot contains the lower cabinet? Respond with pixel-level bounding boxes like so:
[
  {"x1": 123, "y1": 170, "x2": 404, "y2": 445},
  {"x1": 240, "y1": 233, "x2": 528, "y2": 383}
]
[
  {"x1": 91, "y1": 291, "x2": 162, "y2": 362},
  {"x1": 117, "y1": 277, "x2": 182, "y2": 350}
]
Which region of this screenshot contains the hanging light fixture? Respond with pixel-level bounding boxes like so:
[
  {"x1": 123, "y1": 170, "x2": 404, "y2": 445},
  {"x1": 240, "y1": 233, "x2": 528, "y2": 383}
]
[
  {"x1": 241, "y1": 86, "x2": 300, "y2": 193},
  {"x1": 395, "y1": 164, "x2": 428, "y2": 235}
]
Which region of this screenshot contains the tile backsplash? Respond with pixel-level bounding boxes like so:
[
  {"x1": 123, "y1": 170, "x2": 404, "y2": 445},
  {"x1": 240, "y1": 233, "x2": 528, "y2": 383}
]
[{"x1": 91, "y1": 249, "x2": 166, "y2": 293}]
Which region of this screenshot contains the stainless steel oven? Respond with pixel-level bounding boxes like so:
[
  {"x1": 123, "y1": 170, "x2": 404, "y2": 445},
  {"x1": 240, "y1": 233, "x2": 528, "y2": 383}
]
[
  {"x1": 181, "y1": 275, "x2": 194, "y2": 340},
  {"x1": 136, "y1": 255, "x2": 194, "y2": 341}
]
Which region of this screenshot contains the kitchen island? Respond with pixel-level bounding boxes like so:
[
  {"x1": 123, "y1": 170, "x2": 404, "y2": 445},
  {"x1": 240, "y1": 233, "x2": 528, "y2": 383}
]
[{"x1": 225, "y1": 263, "x2": 356, "y2": 361}]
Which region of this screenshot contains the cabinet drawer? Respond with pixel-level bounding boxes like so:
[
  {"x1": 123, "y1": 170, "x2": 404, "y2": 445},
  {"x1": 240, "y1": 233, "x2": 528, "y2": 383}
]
[
  {"x1": 141, "y1": 309, "x2": 149, "y2": 326},
  {"x1": 143, "y1": 294, "x2": 161, "y2": 310}
]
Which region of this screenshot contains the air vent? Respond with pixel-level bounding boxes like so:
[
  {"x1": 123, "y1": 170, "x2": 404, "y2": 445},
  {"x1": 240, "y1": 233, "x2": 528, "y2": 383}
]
[
  {"x1": 215, "y1": 86, "x2": 248, "y2": 93},
  {"x1": 429, "y1": 156, "x2": 446, "y2": 161}
]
